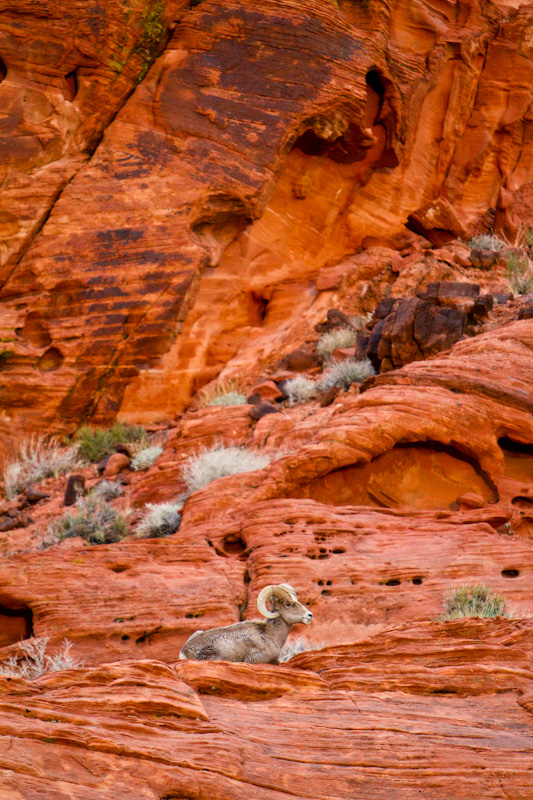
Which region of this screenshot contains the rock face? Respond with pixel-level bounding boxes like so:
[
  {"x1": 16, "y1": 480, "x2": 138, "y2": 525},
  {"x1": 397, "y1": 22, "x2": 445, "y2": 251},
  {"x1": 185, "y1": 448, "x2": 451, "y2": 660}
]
[
  {"x1": 2, "y1": 1, "x2": 533, "y2": 798},
  {"x1": 1, "y1": 621, "x2": 533, "y2": 799},
  {"x1": 1, "y1": 0, "x2": 533, "y2": 452}
]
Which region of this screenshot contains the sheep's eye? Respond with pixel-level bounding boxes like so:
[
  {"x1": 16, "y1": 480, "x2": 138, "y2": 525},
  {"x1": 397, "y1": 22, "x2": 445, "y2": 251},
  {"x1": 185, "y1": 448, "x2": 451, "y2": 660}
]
[{"x1": 285, "y1": 601, "x2": 292, "y2": 607}]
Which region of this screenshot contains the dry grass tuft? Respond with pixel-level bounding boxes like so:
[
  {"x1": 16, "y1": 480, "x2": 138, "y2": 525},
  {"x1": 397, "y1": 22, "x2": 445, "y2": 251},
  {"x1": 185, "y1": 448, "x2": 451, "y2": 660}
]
[
  {"x1": 440, "y1": 584, "x2": 510, "y2": 620},
  {"x1": 0, "y1": 637, "x2": 82, "y2": 679},
  {"x1": 134, "y1": 501, "x2": 182, "y2": 539},
  {"x1": 131, "y1": 446, "x2": 163, "y2": 471},
  {"x1": 284, "y1": 375, "x2": 317, "y2": 406},
  {"x1": 183, "y1": 445, "x2": 272, "y2": 494},
  {"x1": 197, "y1": 379, "x2": 248, "y2": 408},
  {"x1": 316, "y1": 327, "x2": 358, "y2": 362},
  {"x1": 3, "y1": 435, "x2": 81, "y2": 500},
  {"x1": 317, "y1": 358, "x2": 375, "y2": 391}
]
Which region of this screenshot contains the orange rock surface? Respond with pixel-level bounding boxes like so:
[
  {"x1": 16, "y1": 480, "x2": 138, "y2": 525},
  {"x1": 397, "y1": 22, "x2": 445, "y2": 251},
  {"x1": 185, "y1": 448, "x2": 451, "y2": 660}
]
[
  {"x1": 2, "y1": 1, "x2": 533, "y2": 798},
  {"x1": 1, "y1": 0, "x2": 533, "y2": 450}
]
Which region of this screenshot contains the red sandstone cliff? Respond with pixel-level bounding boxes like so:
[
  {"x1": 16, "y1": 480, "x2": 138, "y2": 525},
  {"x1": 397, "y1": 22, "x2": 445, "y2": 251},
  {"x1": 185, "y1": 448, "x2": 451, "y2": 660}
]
[{"x1": 1, "y1": 1, "x2": 533, "y2": 798}]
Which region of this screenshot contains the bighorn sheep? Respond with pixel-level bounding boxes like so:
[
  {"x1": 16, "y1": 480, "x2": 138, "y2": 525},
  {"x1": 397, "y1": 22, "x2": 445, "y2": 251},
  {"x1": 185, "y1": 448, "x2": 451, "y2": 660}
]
[{"x1": 179, "y1": 584, "x2": 312, "y2": 664}]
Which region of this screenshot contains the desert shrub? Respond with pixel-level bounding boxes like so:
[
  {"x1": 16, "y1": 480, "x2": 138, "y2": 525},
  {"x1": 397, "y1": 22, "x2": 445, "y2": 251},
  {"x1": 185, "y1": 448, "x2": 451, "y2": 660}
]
[
  {"x1": 197, "y1": 379, "x2": 247, "y2": 408},
  {"x1": 93, "y1": 479, "x2": 124, "y2": 500},
  {"x1": 440, "y1": 584, "x2": 510, "y2": 620},
  {"x1": 280, "y1": 637, "x2": 324, "y2": 662},
  {"x1": 316, "y1": 327, "x2": 358, "y2": 362},
  {"x1": 50, "y1": 494, "x2": 128, "y2": 545},
  {"x1": 3, "y1": 435, "x2": 81, "y2": 500},
  {"x1": 317, "y1": 358, "x2": 375, "y2": 391},
  {"x1": 208, "y1": 391, "x2": 248, "y2": 406},
  {"x1": 284, "y1": 376, "x2": 317, "y2": 406},
  {"x1": 525, "y1": 228, "x2": 533, "y2": 247},
  {"x1": 134, "y1": 501, "x2": 182, "y2": 539},
  {"x1": 467, "y1": 234, "x2": 506, "y2": 251},
  {"x1": 183, "y1": 445, "x2": 272, "y2": 494},
  {"x1": 131, "y1": 446, "x2": 163, "y2": 471},
  {"x1": 348, "y1": 312, "x2": 373, "y2": 329},
  {"x1": 505, "y1": 252, "x2": 533, "y2": 295},
  {"x1": 75, "y1": 423, "x2": 148, "y2": 463},
  {"x1": 0, "y1": 637, "x2": 82, "y2": 679}
]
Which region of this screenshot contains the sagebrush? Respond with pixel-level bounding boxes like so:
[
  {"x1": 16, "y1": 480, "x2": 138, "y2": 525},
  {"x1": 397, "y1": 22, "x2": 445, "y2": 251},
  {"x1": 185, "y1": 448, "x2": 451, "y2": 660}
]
[
  {"x1": 316, "y1": 327, "x2": 358, "y2": 362},
  {"x1": 50, "y1": 494, "x2": 129, "y2": 545},
  {"x1": 197, "y1": 380, "x2": 247, "y2": 408},
  {"x1": 134, "y1": 501, "x2": 182, "y2": 538},
  {"x1": 75, "y1": 423, "x2": 148, "y2": 462},
  {"x1": 93, "y1": 479, "x2": 124, "y2": 500},
  {"x1": 317, "y1": 358, "x2": 375, "y2": 391},
  {"x1": 208, "y1": 391, "x2": 248, "y2": 406},
  {"x1": 183, "y1": 445, "x2": 272, "y2": 494},
  {"x1": 284, "y1": 375, "x2": 317, "y2": 406},
  {"x1": 131, "y1": 446, "x2": 163, "y2": 471},
  {"x1": 3, "y1": 435, "x2": 81, "y2": 500},
  {"x1": 467, "y1": 233, "x2": 506, "y2": 252},
  {"x1": 0, "y1": 637, "x2": 82, "y2": 679},
  {"x1": 440, "y1": 584, "x2": 510, "y2": 620}
]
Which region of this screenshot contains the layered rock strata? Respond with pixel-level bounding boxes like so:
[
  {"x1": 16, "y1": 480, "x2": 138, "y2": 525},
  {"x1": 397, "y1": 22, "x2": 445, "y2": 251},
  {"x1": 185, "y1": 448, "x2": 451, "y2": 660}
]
[{"x1": 1, "y1": 0, "x2": 533, "y2": 454}]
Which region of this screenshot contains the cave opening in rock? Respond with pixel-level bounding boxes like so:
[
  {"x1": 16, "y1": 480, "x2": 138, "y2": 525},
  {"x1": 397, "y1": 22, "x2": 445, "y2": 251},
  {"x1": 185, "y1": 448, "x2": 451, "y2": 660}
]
[
  {"x1": 222, "y1": 534, "x2": 246, "y2": 555},
  {"x1": 248, "y1": 291, "x2": 269, "y2": 325},
  {"x1": 305, "y1": 440, "x2": 498, "y2": 510},
  {"x1": 64, "y1": 69, "x2": 78, "y2": 102},
  {"x1": 499, "y1": 436, "x2": 533, "y2": 482},
  {"x1": 0, "y1": 604, "x2": 33, "y2": 648},
  {"x1": 192, "y1": 195, "x2": 252, "y2": 268},
  {"x1": 0, "y1": 57, "x2": 6, "y2": 82}
]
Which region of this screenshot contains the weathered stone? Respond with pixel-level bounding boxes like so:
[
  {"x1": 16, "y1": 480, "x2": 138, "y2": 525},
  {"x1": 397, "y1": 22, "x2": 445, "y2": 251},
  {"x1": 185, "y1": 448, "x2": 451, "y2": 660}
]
[
  {"x1": 25, "y1": 488, "x2": 51, "y2": 504},
  {"x1": 331, "y1": 347, "x2": 357, "y2": 362},
  {"x1": 0, "y1": 517, "x2": 19, "y2": 532},
  {"x1": 280, "y1": 347, "x2": 319, "y2": 372},
  {"x1": 63, "y1": 474, "x2": 86, "y2": 506},
  {"x1": 249, "y1": 402, "x2": 281, "y2": 421},
  {"x1": 470, "y1": 249, "x2": 498, "y2": 269},
  {"x1": 103, "y1": 453, "x2": 130, "y2": 478},
  {"x1": 114, "y1": 443, "x2": 133, "y2": 458},
  {"x1": 319, "y1": 386, "x2": 341, "y2": 407},
  {"x1": 249, "y1": 380, "x2": 283, "y2": 403}
]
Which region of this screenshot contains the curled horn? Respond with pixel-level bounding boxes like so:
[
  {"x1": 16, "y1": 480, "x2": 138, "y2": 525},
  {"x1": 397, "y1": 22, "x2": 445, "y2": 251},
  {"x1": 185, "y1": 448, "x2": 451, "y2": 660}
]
[
  {"x1": 277, "y1": 583, "x2": 298, "y2": 600},
  {"x1": 257, "y1": 584, "x2": 297, "y2": 618},
  {"x1": 257, "y1": 585, "x2": 280, "y2": 618}
]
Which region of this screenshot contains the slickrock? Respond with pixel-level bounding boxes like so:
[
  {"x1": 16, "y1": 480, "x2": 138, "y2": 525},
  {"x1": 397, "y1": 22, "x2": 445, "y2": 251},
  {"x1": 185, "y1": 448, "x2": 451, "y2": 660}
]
[
  {"x1": 2, "y1": 2, "x2": 533, "y2": 797},
  {"x1": 2, "y1": 0, "x2": 533, "y2": 450},
  {"x1": 1, "y1": 621, "x2": 533, "y2": 799}
]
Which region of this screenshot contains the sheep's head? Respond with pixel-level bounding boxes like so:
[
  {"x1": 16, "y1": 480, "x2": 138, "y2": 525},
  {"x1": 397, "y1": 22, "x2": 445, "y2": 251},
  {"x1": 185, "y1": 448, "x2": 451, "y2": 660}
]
[{"x1": 257, "y1": 584, "x2": 313, "y2": 626}]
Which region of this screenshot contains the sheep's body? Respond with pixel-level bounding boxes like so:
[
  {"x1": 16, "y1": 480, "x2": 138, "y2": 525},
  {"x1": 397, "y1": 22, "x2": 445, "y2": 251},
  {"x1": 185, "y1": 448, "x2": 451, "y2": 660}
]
[
  {"x1": 179, "y1": 584, "x2": 312, "y2": 664},
  {"x1": 180, "y1": 619, "x2": 287, "y2": 664}
]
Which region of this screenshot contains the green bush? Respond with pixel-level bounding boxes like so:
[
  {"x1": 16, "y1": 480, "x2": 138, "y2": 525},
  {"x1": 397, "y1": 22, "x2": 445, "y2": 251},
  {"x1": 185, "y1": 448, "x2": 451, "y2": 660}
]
[
  {"x1": 75, "y1": 423, "x2": 148, "y2": 462},
  {"x1": 440, "y1": 584, "x2": 510, "y2": 620},
  {"x1": 505, "y1": 252, "x2": 533, "y2": 295},
  {"x1": 50, "y1": 494, "x2": 129, "y2": 545}
]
